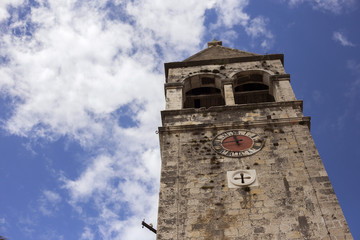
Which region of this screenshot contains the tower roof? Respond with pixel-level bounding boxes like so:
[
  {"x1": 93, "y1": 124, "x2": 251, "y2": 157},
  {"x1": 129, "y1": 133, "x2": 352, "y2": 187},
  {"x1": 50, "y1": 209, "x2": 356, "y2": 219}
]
[
  {"x1": 164, "y1": 40, "x2": 284, "y2": 80},
  {"x1": 183, "y1": 40, "x2": 259, "y2": 62}
]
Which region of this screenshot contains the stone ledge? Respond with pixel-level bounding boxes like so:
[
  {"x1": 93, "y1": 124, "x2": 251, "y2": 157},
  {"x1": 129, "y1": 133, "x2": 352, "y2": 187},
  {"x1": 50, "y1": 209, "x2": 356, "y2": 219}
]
[
  {"x1": 161, "y1": 100, "x2": 303, "y2": 121},
  {"x1": 158, "y1": 116, "x2": 311, "y2": 133},
  {"x1": 270, "y1": 74, "x2": 291, "y2": 81}
]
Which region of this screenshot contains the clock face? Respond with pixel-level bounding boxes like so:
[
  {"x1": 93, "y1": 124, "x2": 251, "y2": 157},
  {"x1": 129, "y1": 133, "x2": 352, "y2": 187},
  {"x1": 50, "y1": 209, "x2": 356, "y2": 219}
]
[{"x1": 212, "y1": 130, "x2": 264, "y2": 157}]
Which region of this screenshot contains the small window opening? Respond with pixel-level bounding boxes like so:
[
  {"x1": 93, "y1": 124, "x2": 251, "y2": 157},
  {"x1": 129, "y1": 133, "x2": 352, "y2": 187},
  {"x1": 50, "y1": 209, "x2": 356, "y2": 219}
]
[
  {"x1": 236, "y1": 74, "x2": 263, "y2": 85},
  {"x1": 235, "y1": 83, "x2": 269, "y2": 92},
  {"x1": 184, "y1": 87, "x2": 225, "y2": 109},
  {"x1": 201, "y1": 77, "x2": 215, "y2": 85},
  {"x1": 187, "y1": 87, "x2": 220, "y2": 95},
  {"x1": 194, "y1": 99, "x2": 201, "y2": 108},
  {"x1": 234, "y1": 83, "x2": 274, "y2": 104}
]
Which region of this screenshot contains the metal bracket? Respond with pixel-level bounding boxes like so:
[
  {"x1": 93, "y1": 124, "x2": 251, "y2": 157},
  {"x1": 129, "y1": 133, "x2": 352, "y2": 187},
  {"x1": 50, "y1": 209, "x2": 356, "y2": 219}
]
[{"x1": 142, "y1": 219, "x2": 157, "y2": 234}]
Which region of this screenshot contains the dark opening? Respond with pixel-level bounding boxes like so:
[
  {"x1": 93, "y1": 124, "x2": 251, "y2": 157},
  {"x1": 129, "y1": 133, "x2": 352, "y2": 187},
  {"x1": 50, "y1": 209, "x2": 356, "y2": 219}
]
[
  {"x1": 194, "y1": 99, "x2": 201, "y2": 108},
  {"x1": 186, "y1": 87, "x2": 220, "y2": 95},
  {"x1": 201, "y1": 77, "x2": 215, "y2": 85},
  {"x1": 236, "y1": 74, "x2": 263, "y2": 85},
  {"x1": 234, "y1": 83, "x2": 274, "y2": 104},
  {"x1": 235, "y1": 83, "x2": 269, "y2": 92},
  {"x1": 184, "y1": 87, "x2": 225, "y2": 109}
]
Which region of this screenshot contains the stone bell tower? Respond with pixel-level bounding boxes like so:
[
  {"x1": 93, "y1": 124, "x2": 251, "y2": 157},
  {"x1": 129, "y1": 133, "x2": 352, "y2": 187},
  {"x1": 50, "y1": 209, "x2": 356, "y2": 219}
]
[{"x1": 156, "y1": 40, "x2": 352, "y2": 239}]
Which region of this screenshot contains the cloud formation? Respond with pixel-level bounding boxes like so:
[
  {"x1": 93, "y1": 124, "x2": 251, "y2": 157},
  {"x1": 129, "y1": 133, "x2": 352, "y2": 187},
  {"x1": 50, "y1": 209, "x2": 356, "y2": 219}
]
[
  {"x1": 333, "y1": 31, "x2": 355, "y2": 47},
  {"x1": 38, "y1": 190, "x2": 62, "y2": 216},
  {"x1": 287, "y1": 0, "x2": 356, "y2": 14},
  {"x1": 0, "y1": 0, "x2": 24, "y2": 21},
  {"x1": 245, "y1": 16, "x2": 274, "y2": 49},
  {"x1": 346, "y1": 60, "x2": 360, "y2": 99}
]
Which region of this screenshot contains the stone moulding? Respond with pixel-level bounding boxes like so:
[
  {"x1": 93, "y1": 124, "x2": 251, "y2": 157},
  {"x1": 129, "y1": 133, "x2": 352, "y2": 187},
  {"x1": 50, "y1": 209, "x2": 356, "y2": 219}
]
[
  {"x1": 161, "y1": 100, "x2": 304, "y2": 123},
  {"x1": 158, "y1": 116, "x2": 311, "y2": 133}
]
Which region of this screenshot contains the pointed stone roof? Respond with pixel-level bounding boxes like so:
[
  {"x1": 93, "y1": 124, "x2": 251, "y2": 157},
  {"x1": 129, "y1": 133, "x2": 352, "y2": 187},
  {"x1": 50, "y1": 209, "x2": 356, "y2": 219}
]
[
  {"x1": 183, "y1": 40, "x2": 259, "y2": 62},
  {"x1": 164, "y1": 40, "x2": 284, "y2": 79}
]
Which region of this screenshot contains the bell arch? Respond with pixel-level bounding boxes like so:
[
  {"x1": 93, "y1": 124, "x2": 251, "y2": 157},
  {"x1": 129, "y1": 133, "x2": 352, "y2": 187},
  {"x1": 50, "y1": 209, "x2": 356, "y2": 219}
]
[
  {"x1": 232, "y1": 70, "x2": 275, "y2": 105},
  {"x1": 183, "y1": 74, "x2": 225, "y2": 109}
]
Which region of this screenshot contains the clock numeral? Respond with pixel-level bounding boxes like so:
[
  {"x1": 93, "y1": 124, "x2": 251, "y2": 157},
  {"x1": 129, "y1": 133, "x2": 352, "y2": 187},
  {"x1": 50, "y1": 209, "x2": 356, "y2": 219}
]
[
  {"x1": 226, "y1": 151, "x2": 233, "y2": 157},
  {"x1": 221, "y1": 132, "x2": 232, "y2": 137},
  {"x1": 238, "y1": 130, "x2": 246, "y2": 135},
  {"x1": 248, "y1": 149, "x2": 256, "y2": 154},
  {"x1": 213, "y1": 140, "x2": 222, "y2": 146},
  {"x1": 218, "y1": 149, "x2": 229, "y2": 155},
  {"x1": 231, "y1": 130, "x2": 239, "y2": 135},
  {"x1": 235, "y1": 151, "x2": 243, "y2": 157},
  {"x1": 253, "y1": 142, "x2": 262, "y2": 150}
]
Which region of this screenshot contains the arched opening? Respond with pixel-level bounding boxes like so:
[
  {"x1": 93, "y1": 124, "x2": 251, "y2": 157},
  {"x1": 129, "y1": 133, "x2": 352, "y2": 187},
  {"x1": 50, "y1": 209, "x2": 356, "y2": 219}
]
[
  {"x1": 234, "y1": 73, "x2": 275, "y2": 104},
  {"x1": 183, "y1": 75, "x2": 225, "y2": 109}
]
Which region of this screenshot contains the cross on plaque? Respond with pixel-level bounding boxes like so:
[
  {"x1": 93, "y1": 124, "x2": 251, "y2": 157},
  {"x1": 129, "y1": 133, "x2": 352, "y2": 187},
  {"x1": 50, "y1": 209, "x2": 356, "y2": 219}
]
[{"x1": 233, "y1": 173, "x2": 252, "y2": 184}]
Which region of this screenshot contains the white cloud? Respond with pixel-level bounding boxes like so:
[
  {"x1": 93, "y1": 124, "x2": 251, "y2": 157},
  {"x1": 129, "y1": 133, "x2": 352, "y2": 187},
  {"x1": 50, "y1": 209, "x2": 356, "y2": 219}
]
[
  {"x1": 126, "y1": 0, "x2": 214, "y2": 58},
  {"x1": 288, "y1": 0, "x2": 305, "y2": 5},
  {"x1": 312, "y1": 90, "x2": 324, "y2": 103},
  {"x1": 0, "y1": 0, "x2": 24, "y2": 22},
  {"x1": 0, "y1": 217, "x2": 7, "y2": 233},
  {"x1": 62, "y1": 152, "x2": 159, "y2": 239},
  {"x1": 80, "y1": 227, "x2": 94, "y2": 240},
  {"x1": 333, "y1": 31, "x2": 355, "y2": 47},
  {"x1": 208, "y1": 0, "x2": 273, "y2": 49},
  {"x1": 63, "y1": 155, "x2": 116, "y2": 202},
  {"x1": 44, "y1": 190, "x2": 61, "y2": 202},
  {"x1": 327, "y1": 60, "x2": 360, "y2": 130},
  {"x1": 286, "y1": 0, "x2": 356, "y2": 14},
  {"x1": 314, "y1": 0, "x2": 355, "y2": 13},
  {"x1": 211, "y1": 0, "x2": 250, "y2": 28},
  {"x1": 38, "y1": 190, "x2": 62, "y2": 216},
  {"x1": 346, "y1": 60, "x2": 360, "y2": 99},
  {"x1": 39, "y1": 229, "x2": 64, "y2": 240},
  {"x1": 218, "y1": 30, "x2": 239, "y2": 47},
  {"x1": 245, "y1": 16, "x2": 274, "y2": 49}
]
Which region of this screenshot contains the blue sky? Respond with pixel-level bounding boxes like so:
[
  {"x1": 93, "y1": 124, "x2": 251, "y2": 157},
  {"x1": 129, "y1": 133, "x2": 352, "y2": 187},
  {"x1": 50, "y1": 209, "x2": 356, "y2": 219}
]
[{"x1": 0, "y1": 0, "x2": 359, "y2": 239}]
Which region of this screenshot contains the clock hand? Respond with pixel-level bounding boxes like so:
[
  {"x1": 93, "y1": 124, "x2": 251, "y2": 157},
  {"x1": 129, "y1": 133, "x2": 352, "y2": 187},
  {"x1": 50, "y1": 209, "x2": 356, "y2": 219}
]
[
  {"x1": 233, "y1": 135, "x2": 240, "y2": 145},
  {"x1": 223, "y1": 139, "x2": 243, "y2": 144}
]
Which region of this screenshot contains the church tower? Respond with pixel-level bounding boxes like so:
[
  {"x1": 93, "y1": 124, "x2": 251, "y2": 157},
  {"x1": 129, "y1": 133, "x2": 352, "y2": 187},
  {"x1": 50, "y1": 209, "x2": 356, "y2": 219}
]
[{"x1": 156, "y1": 40, "x2": 352, "y2": 239}]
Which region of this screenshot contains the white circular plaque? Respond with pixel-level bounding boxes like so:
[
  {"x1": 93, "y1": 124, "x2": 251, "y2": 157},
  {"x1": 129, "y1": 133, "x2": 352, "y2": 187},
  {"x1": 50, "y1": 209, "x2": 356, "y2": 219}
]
[{"x1": 230, "y1": 170, "x2": 256, "y2": 186}]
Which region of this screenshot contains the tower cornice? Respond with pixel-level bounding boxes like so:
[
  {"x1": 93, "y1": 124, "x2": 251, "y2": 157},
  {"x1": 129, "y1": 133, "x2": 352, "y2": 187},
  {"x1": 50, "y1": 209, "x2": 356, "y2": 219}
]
[
  {"x1": 158, "y1": 116, "x2": 311, "y2": 133},
  {"x1": 160, "y1": 100, "x2": 306, "y2": 128}
]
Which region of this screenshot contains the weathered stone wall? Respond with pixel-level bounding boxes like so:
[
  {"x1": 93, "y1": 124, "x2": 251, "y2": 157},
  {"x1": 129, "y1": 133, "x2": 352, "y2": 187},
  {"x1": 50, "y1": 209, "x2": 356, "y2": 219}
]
[
  {"x1": 157, "y1": 111, "x2": 352, "y2": 239},
  {"x1": 161, "y1": 102, "x2": 304, "y2": 127}
]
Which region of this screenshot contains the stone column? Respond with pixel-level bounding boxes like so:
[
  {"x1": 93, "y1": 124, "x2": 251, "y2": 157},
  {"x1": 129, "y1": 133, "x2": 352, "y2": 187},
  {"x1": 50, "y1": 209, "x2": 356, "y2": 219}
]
[
  {"x1": 223, "y1": 82, "x2": 235, "y2": 105},
  {"x1": 165, "y1": 83, "x2": 183, "y2": 110},
  {"x1": 271, "y1": 74, "x2": 296, "y2": 102}
]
